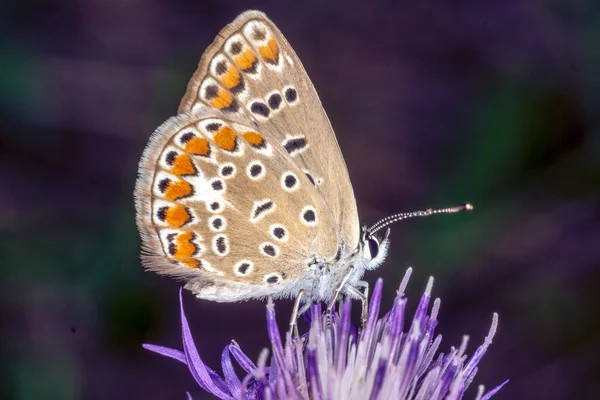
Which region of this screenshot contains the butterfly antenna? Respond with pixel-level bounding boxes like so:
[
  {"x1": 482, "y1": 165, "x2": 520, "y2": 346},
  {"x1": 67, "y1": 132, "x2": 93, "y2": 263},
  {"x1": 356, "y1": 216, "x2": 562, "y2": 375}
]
[{"x1": 368, "y1": 203, "x2": 474, "y2": 235}]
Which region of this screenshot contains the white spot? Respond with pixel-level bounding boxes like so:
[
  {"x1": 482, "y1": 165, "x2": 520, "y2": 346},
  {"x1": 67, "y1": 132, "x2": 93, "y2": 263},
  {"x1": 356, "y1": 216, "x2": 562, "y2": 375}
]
[
  {"x1": 264, "y1": 272, "x2": 284, "y2": 285},
  {"x1": 210, "y1": 54, "x2": 229, "y2": 76},
  {"x1": 243, "y1": 21, "x2": 270, "y2": 45},
  {"x1": 199, "y1": 259, "x2": 224, "y2": 276},
  {"x1": 198, "y1": 78, "x2": 224, "y2": 103},
  {"x1": 246, "y1": 160, "x2": 266, "y2": 181},
  {"x1": 270, "y1": 224, "x2": 288, "y2": 243},
  {"x1": 250, "y1": 199, "x2": 276, "y2": 223},
  {"x1": 299, "y1": 205, "x2": 318, "y2": 227},
  {"x1": 281, "y1": 171, "x2": 300, "y2": 192},
  {"x1": 218, "y1": 162, "x2": 237, "y2": 179},
  {"x1": 259, "y1": 242, "x2": 279, "y2": 258},
  {"x1": 234, "y1": 260, "x2": 254, "y2": 276},
  {"x1": 212, "y1": 234, "x2": 229, "y2": 256},
  {"x1": 208, "y1": 215, "x2": 227, "y2": 232},
  {"x1": 285, "y1": 53, "x2": 294, "y2": 65}
]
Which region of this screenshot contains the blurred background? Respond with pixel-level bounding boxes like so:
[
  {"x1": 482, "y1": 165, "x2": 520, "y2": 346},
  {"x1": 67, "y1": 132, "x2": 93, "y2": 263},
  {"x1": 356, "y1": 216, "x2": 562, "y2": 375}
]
[{"x1": 1, "y1": 0, "x2": 599, "y2": 399}]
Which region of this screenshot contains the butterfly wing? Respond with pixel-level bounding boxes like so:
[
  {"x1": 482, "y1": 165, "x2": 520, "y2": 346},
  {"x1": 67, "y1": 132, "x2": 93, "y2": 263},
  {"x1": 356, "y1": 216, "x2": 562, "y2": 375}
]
[
  {"x1": 135, "y1": 107, "x2": 340, "y2": 301},
  {"x1": 178, "y1": 10, "x2": 360, "y2": 257}
]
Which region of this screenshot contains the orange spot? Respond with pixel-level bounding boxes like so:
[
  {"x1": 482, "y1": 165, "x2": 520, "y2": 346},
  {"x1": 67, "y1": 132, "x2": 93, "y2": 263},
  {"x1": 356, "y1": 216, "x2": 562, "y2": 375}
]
[
  {"x1": 209, "y1": 88, "x2": 233, "y2": 109},
  {"x1": 235, "y1": 50, "x2": 257, "y2": 70},
  {"x1": 174, "y1": 231, "x2": 196, "y2": 259},
  {"x1": 185, "y1": 137, "x2": 210, "y2": 156},
  {"x1": 171, "y1": 153, "x2": 196, "y2": 176},
  {"x1": 165, "y1": 204, "x2": 191, "y2": 228},
  {"x1": 259, "y1": 38, "x2": 279, "y2": 62},
  {"x1": 243, "y1": 131, "x2": 264, "y2": 147},
  {"x1": 182, "y1": 258, "x2": 200, "y2": 268},
  {"x1": 214, "y1": 126, "x2": 237, "y2": 151},
  {"x1": 221, "y1": 66, "x2": 240, "y2": 89},
  {"x1": 164, "y1": 179, "x2": 193, "y2": 201}
]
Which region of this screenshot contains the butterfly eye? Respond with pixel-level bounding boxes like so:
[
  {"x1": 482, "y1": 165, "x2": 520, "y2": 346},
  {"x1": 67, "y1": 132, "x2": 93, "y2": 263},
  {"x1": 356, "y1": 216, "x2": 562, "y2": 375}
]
[{"x1": 366, "y1": 237, "x2": 380, "y2": 260}]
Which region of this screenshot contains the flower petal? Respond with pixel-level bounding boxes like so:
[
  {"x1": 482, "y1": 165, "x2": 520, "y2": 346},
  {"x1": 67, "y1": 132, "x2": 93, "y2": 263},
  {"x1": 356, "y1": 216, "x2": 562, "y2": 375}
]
[
  {"x1": 222, "y1": 345, "x2": 242, "y2": 398},
  {"x1": 143, "y1": 344, "x2": 186, "y2": 364},
  {"x1": 179, "y1": 289, "x2": 232, "y2": 399}
]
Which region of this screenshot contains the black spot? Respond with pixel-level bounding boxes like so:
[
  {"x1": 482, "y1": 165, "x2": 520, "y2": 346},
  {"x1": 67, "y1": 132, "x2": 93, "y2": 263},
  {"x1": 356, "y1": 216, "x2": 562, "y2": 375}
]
[
  {"x1": 334, "y1": 247, "x2": 342, "y2": 262},
  {"x1": 168, "y1": 242, "x2": 176, "y2": 256},
  {"x1": 284, "y1": 174, "x2": 297, "y2": 188},
  {"x1": 250, "y1": 102, "x2": 270, "y2": 118},
  {"x1": 268, "y1": 93, "x2": 282, "y2": 110},
  {"x1": 211, "y1": 180, "x2": 224, "y2": 191},
  {"x1": 158, "y1": 178, "x2": 171, "y2": 193},
  {"x1": 204, "y1": 85, "x2": 219, "y2": 100},
  {"x1": 230, "y1": 42, "x2": 242, "y2": 54},
  {"x1": 280, "y1": 272, "x2": 287, "y2": 279},
  {"x1": 285, "y1": 87, "x2": 298, "y2": 103},
  {"x1": 262, "y1": 244, "x2": 276, "y2": 257},
  {"x1": 180, "y1": 132, "x2": 195, "y2": 144},
  {"x1": 266, "y1": 275, "x2": 280, "y2": 284},
  {"x1": 157, "y1": 206, "x2": 168, "y2": 221},
  {"x1": 215, "y1": 61, "x2": 227, "y2": 75},
  {"x1": 229, "y1": 75, "x2": 245, "y2": 94},
  {"x1": 223, "y1": 99, "x2": 240, "y2": 113},
  {"x1": 189, "y1": 234, "x2": 199, "y2": 255},
  {"x1": 253, "y1": 201, "x2": 273, "y2": 219},
  {"x1": 250, "y1": 163, "x2": 263, "y2": 177},
  {"x1": 273, "y1": 227, "x2": 285, "y2": 239},
  {"x1": 305, "y1": 172, "x2": 316, "y2": 185},
  {"x1": 206, "y1": 122, "x2": 222, "y2": 132},
  {"x1": 216, "y1": 236, "x2": 227, "y2": 254},
  {"x1": 303, "y1": 209, "x2": 316, "y2": 223},
  {"x1": 212, "y1": 218, "x2": 223, "y2": 230},
  {"x1": 252, "y1": 28, "x2": 266, "y2": 41},
  {"x1": 70, "y1": 327, "x2": 76, "y2": 334},
  {"x1": 237, "y1": 262, "x2": 251, "y2": 274},
  {"x1": 165, "y1": 151, "x2": 177, "y2": 166},
  {"x1": 242, "y1": 59, "x2": 258, "y2": 74},
  {"x1": 210, "y1": 202, "x2": 220, "y2": 211},
  {"x1": 221, "y1": 166, "x2": 234, "y2": 176},
  {"x1": 166, "y1": 233, "x2": 177, "y2": 241},
  {"x1": 368, "y1": 237, "x2": 380, "y2": 259},
  {"x1": 283, "y1": 137, "x2": 307, "y2": 154}
]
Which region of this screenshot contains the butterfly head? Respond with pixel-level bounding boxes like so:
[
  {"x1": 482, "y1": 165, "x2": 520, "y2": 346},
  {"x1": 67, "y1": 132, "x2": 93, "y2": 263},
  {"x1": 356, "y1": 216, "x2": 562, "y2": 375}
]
[{"x1": 359, "y1": 226, "x2": 390, "y2": 270}]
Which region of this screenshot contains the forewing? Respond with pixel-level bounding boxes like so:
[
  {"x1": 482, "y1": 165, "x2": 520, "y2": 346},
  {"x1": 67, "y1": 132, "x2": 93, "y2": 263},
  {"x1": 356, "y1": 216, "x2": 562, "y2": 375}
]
[
  {"x1": 135, "y1": 108, "x2": 338, "y2": 300},
  {"x1": 178, "y1": 10, "x2": 360, "y2": 257}
]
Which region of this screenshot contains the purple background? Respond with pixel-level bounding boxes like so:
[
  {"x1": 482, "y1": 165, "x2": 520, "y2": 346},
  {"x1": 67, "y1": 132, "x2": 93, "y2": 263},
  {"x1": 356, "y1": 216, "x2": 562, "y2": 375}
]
[{"x1": 1, "y1": 0, "x2": 599, "y2": 399}]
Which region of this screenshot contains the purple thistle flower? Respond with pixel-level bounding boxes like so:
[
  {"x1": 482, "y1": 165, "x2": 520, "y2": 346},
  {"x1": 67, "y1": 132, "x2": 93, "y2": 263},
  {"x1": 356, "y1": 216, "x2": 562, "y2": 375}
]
[{"x1": 144, "y1": 268, "x2": 508, "y2": 399}]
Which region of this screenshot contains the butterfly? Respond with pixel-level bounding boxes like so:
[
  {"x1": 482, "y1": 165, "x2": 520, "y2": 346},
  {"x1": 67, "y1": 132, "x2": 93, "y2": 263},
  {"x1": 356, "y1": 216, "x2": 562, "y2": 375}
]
[{"x1": 134, "y1": 10, "x2": 471, "y2": 325}]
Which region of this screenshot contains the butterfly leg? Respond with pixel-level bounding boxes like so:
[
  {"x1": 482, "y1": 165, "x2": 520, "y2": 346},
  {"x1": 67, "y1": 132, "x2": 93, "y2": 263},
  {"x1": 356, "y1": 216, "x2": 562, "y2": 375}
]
[
  {"x1": 326, "y1": 267, "x2": 355, "y2": 327},
  {"x1": 346, "y1": 281, "x2": 369, "y2": 327},
  {"x1": 289, "y1": 290, "x2": 306, "y2": 337}
]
